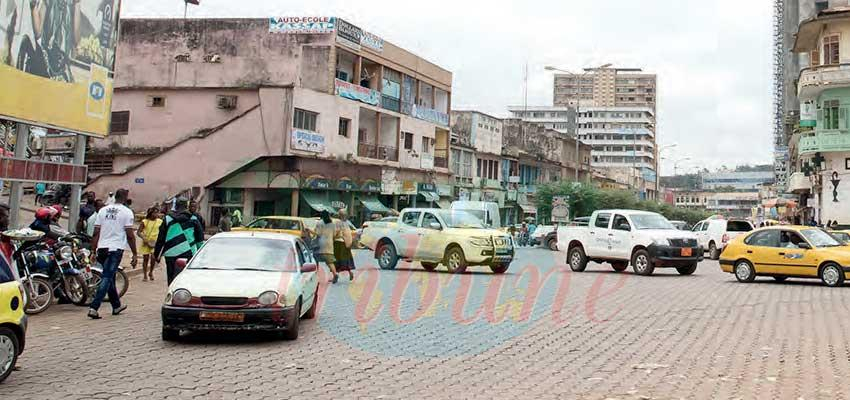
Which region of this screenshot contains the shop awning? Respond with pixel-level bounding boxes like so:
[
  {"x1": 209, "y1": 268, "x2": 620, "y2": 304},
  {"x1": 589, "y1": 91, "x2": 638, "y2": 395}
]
[
  {"x1": 419, "y1": 191, "x2": 440, "y2": 202},
  {"x1": 302, "y1": 191, "x2": 337, "y2": 213},
  {"x1": 359, "y1": 195, "x2": 392, "y2": 214},
  {"x1": 436, "y1": 197, "x2": 452, "y2": 209},
  {"x1": 519, "y1": 203, "x2": 537, "y2": 214}
]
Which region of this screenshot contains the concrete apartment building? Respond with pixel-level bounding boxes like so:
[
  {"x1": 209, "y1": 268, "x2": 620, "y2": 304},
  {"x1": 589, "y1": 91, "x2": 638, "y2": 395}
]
[
  {"x1": 787, "y1": 0, "x2": 850, "y2": 224},
  {"x1": 86, "y1": 18, "x2": 453, "y2": 226},
  {"x1": 450, "y1": 111, "x2": 504, "y2": 204},
  {"x1": 701, "y1": 171, "x2": 775, "y2": 191},
  {"x1": 553, "y1": 67, "x2": 657, "y2": 109}
]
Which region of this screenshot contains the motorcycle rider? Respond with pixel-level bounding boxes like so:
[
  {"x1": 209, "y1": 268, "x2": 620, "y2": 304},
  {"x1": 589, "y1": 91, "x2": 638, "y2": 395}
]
[{"x1": 30, "y1": 205, "x2": 63, "y2": 242}]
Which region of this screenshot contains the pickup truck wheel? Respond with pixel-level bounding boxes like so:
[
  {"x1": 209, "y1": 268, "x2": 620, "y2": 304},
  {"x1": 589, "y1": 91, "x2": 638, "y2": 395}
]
[
  {"x1": 546, "y1": 237, "x2": 558, "y2": 251},
  {"x1": 421, "y1": 262, "x2": 437, "y2": 272},
  {"x1": 632, "y1": 250, "x2": 655, "y2": 276},
  {"x1": 734, "y1": 260, "x2": 755, "y2": 283},
  {"x1": 708, "y1": 242, "x2": 719, "y2": 260},
  {"x1": 490, "y1": 264, "x2": 509, "y2": 274},
  {"x1": 377, "y1": 243, "x2": 399, "y2": 270},
  {"x1": 444, "y1": 247, "x2": 468, "y2": 274},
  {"x1": 611, "y1": 262, "x2": 628, "y2": 272},
  {"x1": 676, "y1": 264, "x2": 698, "y2": 275},
  {"x1": 568, "y1": 247, "x2": 588, "y2": 272}
]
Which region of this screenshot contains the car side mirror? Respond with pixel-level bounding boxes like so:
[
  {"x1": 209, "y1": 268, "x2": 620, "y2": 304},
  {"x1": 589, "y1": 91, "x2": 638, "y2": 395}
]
[
  {"x1": 617, "y1": 224, "x2": 631, "y2": 231},
  {"x1": 429, "y1": 222, "x2": 442, "y2": 230},
  {"x1": 798, "y1": 242, "x2": 812, "y2": 250},
  {"x1": 300, "y1": 263, "x2": 318, "y2": 273},
  {"x1": 175, "y1": 258, "x2": 188, "y2": 274}
]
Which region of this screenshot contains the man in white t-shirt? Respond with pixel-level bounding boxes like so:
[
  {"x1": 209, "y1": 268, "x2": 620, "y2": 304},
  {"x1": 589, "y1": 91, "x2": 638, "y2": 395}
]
[{"x1": 88, "y1": 188, "x2": 138, "y2": 319}]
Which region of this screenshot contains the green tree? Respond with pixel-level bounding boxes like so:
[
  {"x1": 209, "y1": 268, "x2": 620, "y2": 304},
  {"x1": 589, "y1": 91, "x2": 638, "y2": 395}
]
[{"x1": 535, "y1": 181, "x2": 711, "y2": 225}]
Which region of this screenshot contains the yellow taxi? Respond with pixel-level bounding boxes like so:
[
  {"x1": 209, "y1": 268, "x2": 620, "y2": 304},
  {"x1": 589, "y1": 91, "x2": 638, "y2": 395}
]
[
  {"x1": 0, "y1": 267, "x2": 26, "y2": 383},
  {"x1": 720, "y1": 226, "x2": 850, "y2": 287},
  {"x1": 829, "y1": 230, "x2": 850, "y2": 243},
  {"x1": 233, "y1": 216, "x2": 307, "y2": 236}
]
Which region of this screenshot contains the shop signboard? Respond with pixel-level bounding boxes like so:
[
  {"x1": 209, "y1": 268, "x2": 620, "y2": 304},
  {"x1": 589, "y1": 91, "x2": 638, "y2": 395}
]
[
  {"x1": 335, "y1": 18, "x2": 362, "y2": 50},
  {"x1": 801, "y1": 100, "x2": 817, "y2": 127},
  {"x1": 402, "y1": 181, "x2": 418, "y2": 195},
  {"x1": 0, "y1": 0, "x2": 122, "y2": 137},
  {"x1": 360, "y1": 179, "x2": 382, "y2": 193},
  {"x1": 337, "y1": 177, "x2": 358, "y2": 191},
  {"x1": 291, "y1": 129, "x2": 325, "y2": 153},
  {"x1": 420, "y1": 153, "x2": 434, "y2": 170},
  {"x1": 270, "y1": 16, "x2": 335, "y2": 33},
  {"x1": 411, "y1": 105, "x2": 449, "y2": 126},
  {"x1": 418, "y1": 182, "x2": 436, "y2": 193},
  {"x1": 361, "y1": 31, "x2": 384, "y2": 52},
  {"x1": 302, "y1": 175, "x2": 331, "y2": 189},
  {"x1": 335, "y1": 79, "x2": 380, "y2": 106},
  {"x1": 0, "y1": 157, "x2": 87, "y2": 185},
  {"x1": 552, "y1": 196, "x2": 570, "y2": 223}
]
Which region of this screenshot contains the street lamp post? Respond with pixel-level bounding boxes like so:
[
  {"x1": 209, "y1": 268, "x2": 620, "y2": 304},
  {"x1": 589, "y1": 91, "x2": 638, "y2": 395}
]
[
  {"x1": 657, "y1": 144, "x2": 678, "y2": 200},
  {"x1": 545, "y1": 64, "x2": 612, "y2": 182}
]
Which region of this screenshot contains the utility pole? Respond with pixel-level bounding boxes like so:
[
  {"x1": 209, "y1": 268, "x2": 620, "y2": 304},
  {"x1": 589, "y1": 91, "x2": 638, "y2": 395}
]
[{"x1": 9, "y1": 123, "x2": 29, "y2": 228}]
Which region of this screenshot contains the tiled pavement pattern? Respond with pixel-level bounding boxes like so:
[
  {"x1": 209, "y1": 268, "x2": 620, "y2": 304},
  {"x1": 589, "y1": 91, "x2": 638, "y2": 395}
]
[{"x1": 3, "y1": 248, "x2": 850, "y2": 399}]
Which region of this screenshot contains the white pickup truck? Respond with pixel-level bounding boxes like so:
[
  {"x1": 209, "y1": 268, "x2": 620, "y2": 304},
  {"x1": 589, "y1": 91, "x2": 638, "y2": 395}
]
[
  {"x1": 557, "y1": 209, "x2": 703, "y2": 276},
  {"x1": 360, "y1": 208, "x2": 515, "y2": 274}
]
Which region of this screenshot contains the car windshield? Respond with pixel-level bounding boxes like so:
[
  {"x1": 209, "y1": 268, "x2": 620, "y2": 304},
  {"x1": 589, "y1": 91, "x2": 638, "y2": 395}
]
[
  {"x1": 455, "y1": 209, "x2": 487, "y2": 225},
  {"x1": 189, "y1": 237, "x2": 298, "y2": 272},
  {"x1": 630, "y1": 214, "x2": 675, "y2": 230},
  {"x1": 434, "y1": 210, "x2": 485, "y2": 228},
  {"x1": 800, "y1": 229, "x2": 843, "y2": 248}
]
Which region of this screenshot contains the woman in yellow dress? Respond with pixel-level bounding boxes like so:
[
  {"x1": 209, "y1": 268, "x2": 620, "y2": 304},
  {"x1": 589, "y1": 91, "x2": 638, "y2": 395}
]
[{"x1": 136, "y1": 207, "x2": 163, "y2": 281}]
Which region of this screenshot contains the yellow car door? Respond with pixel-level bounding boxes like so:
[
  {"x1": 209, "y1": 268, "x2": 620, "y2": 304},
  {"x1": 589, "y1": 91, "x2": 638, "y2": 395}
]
[{"x1": 742, "y1": 229, "x2": 782, "y2": 274}]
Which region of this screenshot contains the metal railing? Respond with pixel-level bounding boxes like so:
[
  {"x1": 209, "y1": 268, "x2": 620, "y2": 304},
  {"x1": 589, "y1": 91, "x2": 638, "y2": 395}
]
[{"x1": 358, "y1": 143, "x2": 399, "y2": 162}]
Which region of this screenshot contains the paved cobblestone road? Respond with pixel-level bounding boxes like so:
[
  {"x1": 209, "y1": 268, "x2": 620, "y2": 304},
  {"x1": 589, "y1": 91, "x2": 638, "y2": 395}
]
[{"x1": 3, "y1": 247, "x2": 850, "y2": 399}]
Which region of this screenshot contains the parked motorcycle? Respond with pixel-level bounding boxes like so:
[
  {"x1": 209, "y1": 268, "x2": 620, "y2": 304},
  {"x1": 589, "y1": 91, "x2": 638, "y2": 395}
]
[
  {"x1": 17, "y1": 237, "x2": 89, "y2": 313},
  {"x1": 45, "y1": 228, "x2": 127, "y2": 302},
  {"x1": 39, "y1": 184, "x2": 72, "y2": 206},
  {"x1": 7, "y1": 231, "x2": 53, "y2": 315}
]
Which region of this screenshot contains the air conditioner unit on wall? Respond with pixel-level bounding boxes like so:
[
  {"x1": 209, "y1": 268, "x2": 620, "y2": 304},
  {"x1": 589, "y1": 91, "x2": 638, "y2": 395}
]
[{"x1": 217, "y1": 95, "x2": 238, "y2": 109}]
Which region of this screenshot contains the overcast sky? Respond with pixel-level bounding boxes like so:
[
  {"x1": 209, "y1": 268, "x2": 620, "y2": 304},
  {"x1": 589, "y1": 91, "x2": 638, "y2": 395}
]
[{"x1": 124, "y1": 0, "x2": 774, "y2": 176}]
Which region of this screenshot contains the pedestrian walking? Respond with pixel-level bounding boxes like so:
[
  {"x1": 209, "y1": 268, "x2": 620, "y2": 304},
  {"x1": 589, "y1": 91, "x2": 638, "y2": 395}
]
[
  {"x1": 189, "y1": 200, "x2": 206, "y2": 232},
  {"x1": 315, "y1": 210, "x2": 341, "y2": 284},
  {"x1": 77, "y1": 191, "x2": 97, "y2": 233},
  {"x1": 231, "y1": 208, "x2": 243, "y2": 227},
  {"x1": 218, "y1": 209, "x2": 233, "y2": 233},
  {"x1": 154, "y1": 197, "x2": 204, "y2": 284},
  {"x1": 137, "y1": 207, "x2": 162, "y2": 281},
  {"x1": 88, "y1": 189, "x2": 136, "y2": 319},
  {"x1": 34, "y1": 182, "x2": 46, "y2": 205},
  {"x1": 333, "y1": 209, "x2": 355, "y2": 281},
  {"x1": 86, "y1": 199, "x2": 105, "y2": 238}
]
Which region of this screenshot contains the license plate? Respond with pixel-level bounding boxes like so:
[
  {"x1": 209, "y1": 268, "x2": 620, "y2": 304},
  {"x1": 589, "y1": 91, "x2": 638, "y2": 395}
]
[
  {"x1": 199, "y1": 311, "x2": 244, "y2": 322},
  {"x1": 681, "y1": 248, "x2": 692, "y2": 257}
]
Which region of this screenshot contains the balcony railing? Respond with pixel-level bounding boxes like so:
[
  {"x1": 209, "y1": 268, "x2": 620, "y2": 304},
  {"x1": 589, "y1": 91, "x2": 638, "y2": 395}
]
[
  {"x1": 799, "y1": 131, "x2": 850, "y2": 154},
  {"x1": 787, "y1": 172, "x2": 813, "y2": 193},
  {"x1": 798, "y1": 64, "x2": 850, "y2": 98},
  {"x1": 382, "y1": 96, "x2": 401, "y2": 113},
  {"x1": 358, "y1": 143, "x2": 399, "y2": 162}
]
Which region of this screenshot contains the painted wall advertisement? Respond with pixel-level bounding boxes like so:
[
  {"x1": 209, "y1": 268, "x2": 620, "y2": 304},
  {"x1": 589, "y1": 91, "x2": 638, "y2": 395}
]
[
  {"x1": 800, "y1": 100, "x2": 817, "y2": 127},
  {"x1": 0, "y1": 0, "x2": 122, "y2": 137},
  {"x1": 335, "y1": 79, "x2": 380, "y2": 106},
  {"x1": 412, "y1": 104, "x2": 449, "y2": 126},
  {"x1": 269, "y1": 16, "x2": 335, "y2": 33},
  {"x1": 291, "y1": 129, "x2": 325, "y2": 153}
]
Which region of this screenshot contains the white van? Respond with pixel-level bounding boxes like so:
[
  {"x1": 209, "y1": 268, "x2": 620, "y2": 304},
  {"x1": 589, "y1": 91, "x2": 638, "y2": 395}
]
[
  {"x1": 450, "y1": 201, "x2": 502, "y2": 229},
  {"x1": 692, "y1": 218, "x2": 755, "y2": 260}
]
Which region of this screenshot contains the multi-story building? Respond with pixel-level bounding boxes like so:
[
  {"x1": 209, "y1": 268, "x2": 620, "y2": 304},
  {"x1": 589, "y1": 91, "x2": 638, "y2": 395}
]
[
  {"x1": 705, "y1": 192, "x2": 761, "y2": 219},
  {"x1": 553, "y1": 67, "x2": 657, "y2": 110},
  {"x1": 450, "y1": 110, "x2": 505, "y2": 204},
  {"x1": 505, "y1": 106, "x2": 575, "y2": 134},
  {"x1": 500, "y1": 119, "x2": 592, "y2": 224},
  {"x1": 774, "y1": 0, "x2": 819, "y2": 189},
  {"x1": 86, "y1": 18, "x2": 453, "y2": 226},
  {"x1": 789, "y1": 1, "x2": 850, "y2": 224},
  {"x1": 701, "y1": 171, "x2": 775, "y2": 191},
  {"x1": 673, "y1": 190, "x2": 711, "y2": 209}
]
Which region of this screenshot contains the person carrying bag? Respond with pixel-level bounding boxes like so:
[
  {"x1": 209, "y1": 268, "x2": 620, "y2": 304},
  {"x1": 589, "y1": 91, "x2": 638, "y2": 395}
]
[{"x1": 333, "y1": 210, "x2": 355, "y2": 281}]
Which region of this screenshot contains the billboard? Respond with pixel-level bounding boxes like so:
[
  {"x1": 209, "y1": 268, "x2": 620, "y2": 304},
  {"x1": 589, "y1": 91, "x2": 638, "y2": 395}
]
[
  {"x1": 0, "y1": 0, "x2": 122, "y2": 137},
  {"x1": 269, "y1": 17, "x2": 335, "y2": 34}
]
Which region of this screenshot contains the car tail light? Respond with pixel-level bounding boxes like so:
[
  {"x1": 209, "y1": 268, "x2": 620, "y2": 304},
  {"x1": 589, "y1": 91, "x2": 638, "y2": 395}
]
[{"x1": 722, "y1": 233, "x2": 729, "y2": 244}]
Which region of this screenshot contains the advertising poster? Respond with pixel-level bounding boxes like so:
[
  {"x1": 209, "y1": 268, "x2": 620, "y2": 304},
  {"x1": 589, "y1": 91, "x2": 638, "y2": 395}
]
[
  {"x1": 800, "y1": 100, "x2": 817, "y2": 127},
  {"x1": 0, "y1": 0, "x2": 122, "y2": 137}
]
